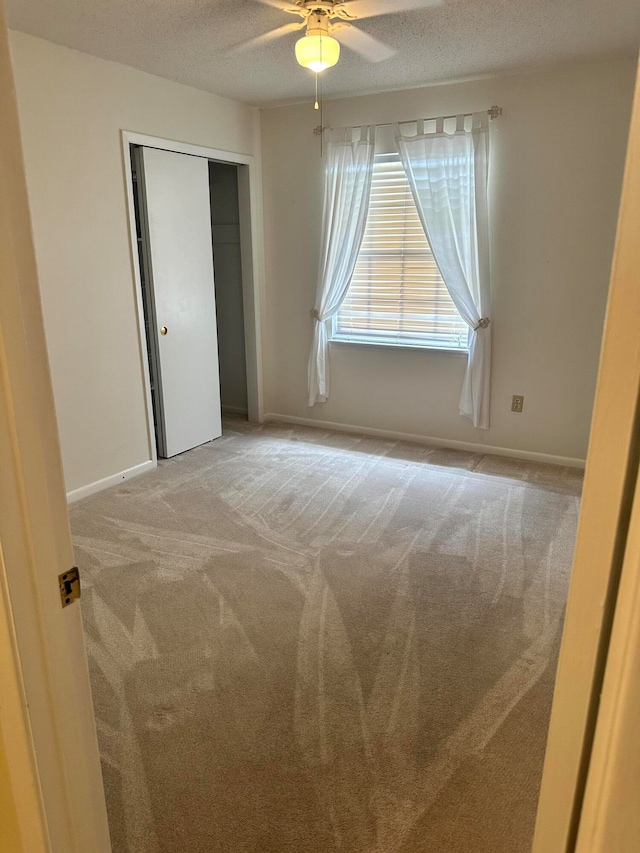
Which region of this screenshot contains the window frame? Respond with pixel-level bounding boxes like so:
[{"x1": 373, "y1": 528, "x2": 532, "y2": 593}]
[
  {"x1": 329, "y1": 152, "x2": 470, "y2": 355},
  {"x1": 328, "y1": 318, "x2": 469, "y2": 356}
]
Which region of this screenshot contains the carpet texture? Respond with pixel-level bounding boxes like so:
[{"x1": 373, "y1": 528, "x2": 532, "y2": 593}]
[{"x1": 71, "y1": 417, "x2": 582, "y2": 853}]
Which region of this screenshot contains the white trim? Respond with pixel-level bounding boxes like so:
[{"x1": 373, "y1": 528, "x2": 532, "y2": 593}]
[
  {"x1": 236, "y1": 159, "x2": 265, "y2": 422},
  {"x1": 120, "y1": 130, "x2": 266, "y2": 462},
  {"x1": 575, "y1": 463, "x2": 640, "y2": 852},
  {"x1": 263, "y1": 413, "x2": 586, "y2": 468},
  {"x1": 66, "y1": 460, "x2": 156, "y2": 503},
  {"x1": 329, "y1": 339, "x2": 469, "y2": 357},
  {"x1": 121, "y1": 131, "x2": 255, "y2": 166}
]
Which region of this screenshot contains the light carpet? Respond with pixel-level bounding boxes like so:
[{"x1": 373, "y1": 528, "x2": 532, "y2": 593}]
[{"x1": 71, "y1": 417, "x2": 582, "y2": 853}]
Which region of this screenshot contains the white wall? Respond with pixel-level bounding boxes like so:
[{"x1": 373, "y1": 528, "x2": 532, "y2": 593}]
[
  {"x1": 261, "y1": 57, "x2": 636, "y2": 463},
  {"x1": 9, "y1": 31, "x2": 262, "y2": 493}
]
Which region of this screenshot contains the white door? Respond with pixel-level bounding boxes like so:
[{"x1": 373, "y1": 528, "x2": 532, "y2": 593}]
[
  {"x1": 140, "y1": 147, "x2": 222, "y2": 457},
  {"x1": 1, "y1": 6, "x2": 111, "y2": 849}
]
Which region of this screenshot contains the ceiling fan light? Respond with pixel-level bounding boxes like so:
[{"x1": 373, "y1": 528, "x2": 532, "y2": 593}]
[{"x1": 295, "y1": 34, "x2": 340, "y2": 72}]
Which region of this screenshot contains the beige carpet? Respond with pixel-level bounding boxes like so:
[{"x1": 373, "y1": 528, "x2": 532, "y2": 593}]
[{"x1": 71, "y1": 417, "x2": 582, "y2": 853}]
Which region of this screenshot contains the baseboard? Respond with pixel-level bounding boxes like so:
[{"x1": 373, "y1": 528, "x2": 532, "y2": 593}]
[
  {"x1": 64, "y1": 419, "x2": 584, "y2": 504},
  {"x1": 66, "y1": 459, "x2": 157, "y2": 504},
  {"x1": 263, "y1": 413, "x2": 586, "y2": 469},
  {"x1": 222, "y1": 405, "x2": 249, "y2": 416}
]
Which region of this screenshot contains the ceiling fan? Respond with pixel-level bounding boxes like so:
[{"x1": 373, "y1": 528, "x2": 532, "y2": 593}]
[{"x1": 232, "y1": 0, "x2": 441, "y2": 71}]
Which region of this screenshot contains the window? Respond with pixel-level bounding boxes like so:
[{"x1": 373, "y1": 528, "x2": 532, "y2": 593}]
[{"x1": 333, "y1": 154, "x2": 469, "y2": 351}]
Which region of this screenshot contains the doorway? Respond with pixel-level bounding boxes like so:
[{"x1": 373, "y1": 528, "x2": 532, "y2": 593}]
[
  {"x1": 123, "y1": 132, "x2": 264, "y2": 463},
  {"x1": 208, "y1": 161, "x2": 249, "y2": 418}
]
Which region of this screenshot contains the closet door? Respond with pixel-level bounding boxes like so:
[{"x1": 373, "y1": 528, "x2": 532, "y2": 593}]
[{"x1": 139, "y1": 147, "x2": 221, "y2": 457}]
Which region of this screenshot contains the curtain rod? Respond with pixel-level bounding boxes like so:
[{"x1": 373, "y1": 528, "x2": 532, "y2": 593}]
[
  {"x1": 370, "y1": 105, "x2": 503, "y2": 129},
  {"x1": 313, "y1": 105, "x2": 502, "y2": 136}
]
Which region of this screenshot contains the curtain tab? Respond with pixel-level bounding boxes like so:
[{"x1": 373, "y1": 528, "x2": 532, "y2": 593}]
[
  {"x1": 358, "y1": 125, "x2": 375, "y2": 144},
  {"x1": 310, "y1": 309, "x2": 321, "y2": 321},
  {"x1": 474, "y1": 317, "x2": 491, "y2": 330}
]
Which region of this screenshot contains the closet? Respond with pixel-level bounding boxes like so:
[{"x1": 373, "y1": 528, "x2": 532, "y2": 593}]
[{"x1": 131, "y1": 146, "x2": 247, "y2": 458}]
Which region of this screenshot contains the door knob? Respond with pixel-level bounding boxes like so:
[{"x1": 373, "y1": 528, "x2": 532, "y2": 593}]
[{"x1": 160, "y1": 326, "x2": 168, "y2": 335}]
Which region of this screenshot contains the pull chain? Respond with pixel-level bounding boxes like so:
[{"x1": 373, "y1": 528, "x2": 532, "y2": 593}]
[
  {"x1": 311, "y1": 34, "x2": 324, "y2": 156},
  {"x1": 315, "y1": 34, "x2": 323, "y2": 111},
  {"x1": 319, "y1": 71, "x2": 323, "y2": 157}
]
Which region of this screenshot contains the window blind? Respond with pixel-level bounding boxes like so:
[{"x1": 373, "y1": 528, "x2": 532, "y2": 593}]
[{"x1": 334, "y1": 154, "x2": 469, "y2": 350}]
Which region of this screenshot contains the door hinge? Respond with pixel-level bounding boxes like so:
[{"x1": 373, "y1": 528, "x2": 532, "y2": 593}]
[{"x1": 59, "y1": 567, "x2": 81, "y2": 608}]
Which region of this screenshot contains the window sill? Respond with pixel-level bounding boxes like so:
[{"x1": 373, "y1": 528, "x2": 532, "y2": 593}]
[{"x1": 329, "y1": 339, "x2": 469, "y2": 357}]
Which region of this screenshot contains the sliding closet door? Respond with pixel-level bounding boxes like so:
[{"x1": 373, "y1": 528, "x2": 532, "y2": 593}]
[{"x1": 139, "y1": 147, "x2": 222, "y2": 457}]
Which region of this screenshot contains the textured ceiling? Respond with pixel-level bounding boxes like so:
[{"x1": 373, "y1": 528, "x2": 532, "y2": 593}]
[{"x1": 7, "y1": 0, "x2": 640, "y2": 106}]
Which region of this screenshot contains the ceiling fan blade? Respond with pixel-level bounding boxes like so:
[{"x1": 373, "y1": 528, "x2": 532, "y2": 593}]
[
  {"x1": 228, "y1": 21, "x2": 306, "y2": 54},
  {"x1": 333, "y1": 23, "x2": 395, "y2": 62},
  {"x1": 335, "y1": 0, "x2": 441, "y2": 20},
  {"x1": 250, "y1": 0, "x2": 303, "y2": 13}
]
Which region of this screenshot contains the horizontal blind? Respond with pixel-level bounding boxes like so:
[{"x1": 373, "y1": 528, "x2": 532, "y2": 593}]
[{"x1": 335, "y1": 154, "x2": 469, "y2": 350}]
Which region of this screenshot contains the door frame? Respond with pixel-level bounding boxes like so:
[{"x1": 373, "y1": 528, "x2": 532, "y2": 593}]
[
  {"x1": 0, "y1": 2, "x2": 111, "y2": 848},
  {"x1": 121, "y1": 130, "x2": 266, "y2": 464},
  {"x1": 532, "y1": 54, "x2": 640, "y2": 853},
  {"x1": 3, "y1": 7, "x2": 639, "y2": 844}
]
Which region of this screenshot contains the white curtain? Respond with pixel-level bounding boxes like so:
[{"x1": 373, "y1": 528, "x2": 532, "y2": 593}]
[
  {"x1": 308, "y1": 126, "x2": 375, "y2": 406},
  {"x1": 395, "y1": 113, "x2": 492, "y2": 428}
]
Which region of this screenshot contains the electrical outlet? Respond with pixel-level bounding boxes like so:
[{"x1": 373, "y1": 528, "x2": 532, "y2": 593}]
[{"x1": 511, "y1": 395, "x2": 524, "y2": 413}]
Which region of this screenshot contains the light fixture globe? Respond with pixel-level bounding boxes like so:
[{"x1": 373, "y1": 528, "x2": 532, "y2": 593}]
[{"x1": 295, "y1": 33, "x2": 340, "y2": 72}]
